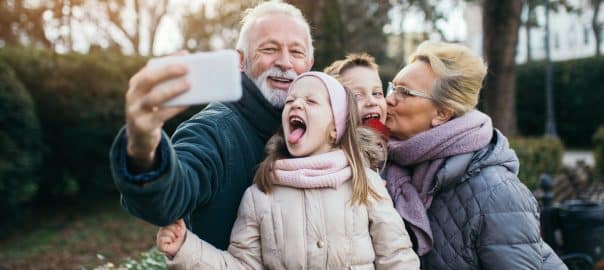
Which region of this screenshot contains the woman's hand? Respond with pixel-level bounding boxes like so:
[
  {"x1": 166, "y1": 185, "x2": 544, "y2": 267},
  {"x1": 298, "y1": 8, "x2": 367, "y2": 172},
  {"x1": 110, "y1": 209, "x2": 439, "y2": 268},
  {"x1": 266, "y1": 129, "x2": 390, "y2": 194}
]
[{"x1": 156, "y1": 219, "x2": 187, "y2": 258}]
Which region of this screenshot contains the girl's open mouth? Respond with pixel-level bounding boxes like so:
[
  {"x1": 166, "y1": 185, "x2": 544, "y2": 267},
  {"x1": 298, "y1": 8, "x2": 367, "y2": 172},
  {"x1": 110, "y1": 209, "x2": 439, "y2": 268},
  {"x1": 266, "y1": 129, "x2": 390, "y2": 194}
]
[
  {"x1": 362, "y1": 113, "x2": 381, "y2": 124},
  {"x1": 287, "y1": 115, "x2": 307, "y2": 144}
]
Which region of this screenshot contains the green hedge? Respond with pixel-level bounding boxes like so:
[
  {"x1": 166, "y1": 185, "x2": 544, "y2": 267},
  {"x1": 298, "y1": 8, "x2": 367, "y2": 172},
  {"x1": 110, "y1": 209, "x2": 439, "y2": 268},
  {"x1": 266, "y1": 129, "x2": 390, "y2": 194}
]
[
  {"x1": 0, "y1": 47, "x2": 199, "y2": 203},
  {"x1": 594, "y1": 126, "x2": 604, "y2": 178},
  {"x1": 0, "y1": 61, "x2": 42, "y2": 227},
  {"x1": 516, "y1": 57, "x2": 604, "y2": 148},
  {"x1": 509, "y1": 136, "x2": 564, "y2": 190},
  {"x1": 0, "y1": 47, "x2": 142, "y2": 200}
]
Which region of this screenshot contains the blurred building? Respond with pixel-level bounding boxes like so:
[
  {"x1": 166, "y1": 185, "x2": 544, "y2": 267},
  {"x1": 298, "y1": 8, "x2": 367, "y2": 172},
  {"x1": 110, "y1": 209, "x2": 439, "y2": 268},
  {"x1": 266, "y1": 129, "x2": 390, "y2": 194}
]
[
  {"x1": 463, "y1": 1, "x2": 604, "y2": 63},
  {"x1": 387, "y1": 32, "x2": 430, "y2": 64}
]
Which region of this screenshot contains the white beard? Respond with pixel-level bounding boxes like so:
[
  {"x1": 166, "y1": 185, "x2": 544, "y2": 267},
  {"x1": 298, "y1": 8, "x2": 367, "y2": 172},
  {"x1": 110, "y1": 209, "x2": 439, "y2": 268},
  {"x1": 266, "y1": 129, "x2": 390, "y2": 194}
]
[{"x1": 246, "y1": 65, "x2": 298, "y2": 108}]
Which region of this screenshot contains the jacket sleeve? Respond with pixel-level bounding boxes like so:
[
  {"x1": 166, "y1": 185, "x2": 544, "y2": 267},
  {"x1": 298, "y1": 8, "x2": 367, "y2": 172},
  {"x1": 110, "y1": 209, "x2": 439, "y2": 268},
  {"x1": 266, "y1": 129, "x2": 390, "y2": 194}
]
[
  {"x1": 109, "y1": 112, "x2": 230, "y2": 226},
  {"x1": 366, "y1": 171, "x2": 420, "y2": 270},
  {"x1": 475, "y1": 173, "x2": 568, "y2": 270},
  {"x1": 167, "y1": 188, "x2": 263, "y2": 270}
]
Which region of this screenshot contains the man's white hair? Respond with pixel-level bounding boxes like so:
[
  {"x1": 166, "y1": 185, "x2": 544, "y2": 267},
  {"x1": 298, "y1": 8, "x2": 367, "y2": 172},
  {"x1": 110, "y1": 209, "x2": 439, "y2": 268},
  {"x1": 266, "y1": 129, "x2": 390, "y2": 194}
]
[{"x1": 235, "y1": 1, "x2": 314, "y2": 62}]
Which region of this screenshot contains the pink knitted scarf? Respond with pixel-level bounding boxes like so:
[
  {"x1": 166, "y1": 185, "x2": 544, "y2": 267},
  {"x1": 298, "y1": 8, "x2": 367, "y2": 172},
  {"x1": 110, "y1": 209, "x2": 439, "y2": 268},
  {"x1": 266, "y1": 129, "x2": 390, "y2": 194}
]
[{"x1": 273, "y1": 150, "x2": 351, "y2": 189}]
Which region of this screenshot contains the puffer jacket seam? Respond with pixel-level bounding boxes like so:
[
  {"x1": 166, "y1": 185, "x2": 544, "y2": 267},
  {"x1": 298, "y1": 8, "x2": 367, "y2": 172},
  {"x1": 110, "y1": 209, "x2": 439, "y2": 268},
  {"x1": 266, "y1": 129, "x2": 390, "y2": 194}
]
[
  {"x1": 480, "y1": 241, "x2": 542, "y2": 247},
  {"x1": 433, "y1": 170, "x2": 529, "y2": 266}
]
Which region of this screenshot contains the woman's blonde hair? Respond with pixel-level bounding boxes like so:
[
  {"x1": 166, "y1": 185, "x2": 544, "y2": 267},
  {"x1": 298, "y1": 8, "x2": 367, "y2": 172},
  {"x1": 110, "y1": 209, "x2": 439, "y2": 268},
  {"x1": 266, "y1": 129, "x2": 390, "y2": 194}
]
[
  {"x1": 408, "y1": 41, "x2": 488, "y2": 116},
  {"x1": 254, "y1": 87, "x2": 382, "y2": 205},
  {"x1": 323, "y1": 53, "x2": 379, "y2": 78}
]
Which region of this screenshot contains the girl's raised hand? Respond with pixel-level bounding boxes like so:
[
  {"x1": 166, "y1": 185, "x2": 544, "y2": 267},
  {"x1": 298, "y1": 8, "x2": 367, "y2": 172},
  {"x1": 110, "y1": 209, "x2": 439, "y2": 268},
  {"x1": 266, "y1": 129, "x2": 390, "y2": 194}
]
[{"x1": 156, "y1": 219, "x2": 187, "y2": 258}]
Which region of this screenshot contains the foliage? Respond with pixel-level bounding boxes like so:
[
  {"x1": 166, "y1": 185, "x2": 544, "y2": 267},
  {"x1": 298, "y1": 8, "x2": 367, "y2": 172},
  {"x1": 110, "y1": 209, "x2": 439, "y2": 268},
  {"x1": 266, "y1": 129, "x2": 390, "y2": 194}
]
[
  {"x1": 287, "y1": 0, "x2": 392, "y2": 70},
  {"x1": 516, "y1": 56, "x2": 604, "y2": 147},
  {"x1": 593, "y1": 126, "x2": 604, "y2": 178},
  {"x1": 0, "y1": 47, "x2": 199, "y2": 203},
  {"x1": 509, "y1": 136, "x2": 564, "y2": 190},
  {"x1": 90, "y1": 0, "x2": 170, "y2": 55},
  {"x1": 0, "y1": 47, "x2": 140, "y2": 200},
  {"x1": 0, "y1": 0, "x2": 50, "y2": 48},
  {"x1": 0, "y1": 61, "x2": 43, "y2": 229},
  {"x1": 181, "y1": 0, "x2": 257, "y2": 52}
]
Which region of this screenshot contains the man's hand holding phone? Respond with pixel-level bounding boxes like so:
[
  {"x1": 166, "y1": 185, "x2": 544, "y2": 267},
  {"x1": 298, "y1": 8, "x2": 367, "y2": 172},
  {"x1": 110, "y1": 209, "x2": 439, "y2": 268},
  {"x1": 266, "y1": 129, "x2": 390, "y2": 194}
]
[{"x1": 124, "y1": 50, "x2": 242, "y2": 172}]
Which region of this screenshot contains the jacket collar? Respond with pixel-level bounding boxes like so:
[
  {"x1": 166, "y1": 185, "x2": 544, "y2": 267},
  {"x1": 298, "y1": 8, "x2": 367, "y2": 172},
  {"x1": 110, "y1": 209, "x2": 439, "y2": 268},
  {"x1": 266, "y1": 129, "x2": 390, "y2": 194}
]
[
  {"x1": 229, "y1": 72, "x2": 282, "y2": 141},
  {"x1": 431, "y1": 129, "x2": 519, "y2": 195}
]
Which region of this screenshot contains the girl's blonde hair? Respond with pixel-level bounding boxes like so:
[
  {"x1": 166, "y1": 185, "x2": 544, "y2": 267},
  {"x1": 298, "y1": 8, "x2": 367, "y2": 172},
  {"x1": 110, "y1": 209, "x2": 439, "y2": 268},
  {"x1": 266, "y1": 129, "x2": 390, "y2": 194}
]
[
  {"x1": 254, "y1": 88, "x2": 382, "y2": 205},
  {"x1": 408, "y1": 41, "x2": 488, "y2": 116}
]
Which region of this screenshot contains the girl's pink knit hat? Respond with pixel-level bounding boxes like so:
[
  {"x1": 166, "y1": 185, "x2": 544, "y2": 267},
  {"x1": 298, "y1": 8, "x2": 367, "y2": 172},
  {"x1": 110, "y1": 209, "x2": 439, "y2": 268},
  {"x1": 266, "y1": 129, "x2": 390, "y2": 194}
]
[{"x1": 288, "y1": 71, "x2": 348, "y2": 142}]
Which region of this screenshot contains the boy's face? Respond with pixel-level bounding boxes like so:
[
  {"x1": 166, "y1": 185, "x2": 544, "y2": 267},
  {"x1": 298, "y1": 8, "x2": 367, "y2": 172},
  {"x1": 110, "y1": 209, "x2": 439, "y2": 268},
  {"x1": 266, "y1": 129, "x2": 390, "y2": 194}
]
[{"x1": 340, "y1": 66, "x2": 387, "y2": 124}]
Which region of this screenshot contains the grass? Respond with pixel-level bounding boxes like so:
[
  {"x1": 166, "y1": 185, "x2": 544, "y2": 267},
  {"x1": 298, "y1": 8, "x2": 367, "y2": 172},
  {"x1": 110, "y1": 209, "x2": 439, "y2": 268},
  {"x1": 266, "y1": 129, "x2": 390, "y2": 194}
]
[{"x1": 0, "y1": 196, "x2": 159, "y2": 270}]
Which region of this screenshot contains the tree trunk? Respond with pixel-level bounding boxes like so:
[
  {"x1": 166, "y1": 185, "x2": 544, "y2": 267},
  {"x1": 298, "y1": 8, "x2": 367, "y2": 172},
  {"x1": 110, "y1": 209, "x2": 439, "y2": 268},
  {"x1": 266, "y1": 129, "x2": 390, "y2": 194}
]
[
  {"x1": 134, "y1": 0, "x2": 141, "y2": 55},
  {"x1": 481, "y1": 0, "x2": 523, "y2": 136},
  {"x1": 287, "y1": 0, "x2": 345, "y2": 68},
  {"x1": 593, "y1": 0, "x2": 602, "y2": 57},
  {"x1": 525, "y1": 0, "x2": 532, "y2": 62},
  {"x1": 526, "y1": 22, "x2": 531, "y2": 61},
  {"x1": 148, "y1": 0, "x2": 168, "y2": 55}
]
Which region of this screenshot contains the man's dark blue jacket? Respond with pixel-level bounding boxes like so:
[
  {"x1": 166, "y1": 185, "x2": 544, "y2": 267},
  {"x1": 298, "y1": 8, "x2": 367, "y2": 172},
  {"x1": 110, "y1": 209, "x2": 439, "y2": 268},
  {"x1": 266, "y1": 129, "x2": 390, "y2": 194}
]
[{"x1": 110, "y1": 73, "x2": 280, "y2": 249}]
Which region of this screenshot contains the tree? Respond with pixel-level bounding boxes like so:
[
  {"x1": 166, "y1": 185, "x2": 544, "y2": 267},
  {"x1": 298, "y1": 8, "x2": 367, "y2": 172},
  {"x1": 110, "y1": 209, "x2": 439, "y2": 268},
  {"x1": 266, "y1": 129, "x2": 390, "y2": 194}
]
[
  {"x1": 522, "y1": 0, "x2": 575, "y2": 62},
  {"x1": 391, "y1": 0, "x2": 455, "y2": 41},
  {"x1": 482, "y1": 0, "x2": 524, "y2": 136},
  {"x1": 591, "y1": 0, "x2": 602, "y2": 56},
  {"x1": 286, "y1": 0, "x2": 391, "y2": 69},
  {"x1": 523, "y1": 0, "x2": 539, "y2": 62},
  {"x1": 0, "y1": 0, "x2": 51, "y2": 48},
  {"x1": 89, "y1": 0, "x2": 170, "y2": 55},
  {"x1": 181, "y1": 0, "x2": 256, "y2": 52}
]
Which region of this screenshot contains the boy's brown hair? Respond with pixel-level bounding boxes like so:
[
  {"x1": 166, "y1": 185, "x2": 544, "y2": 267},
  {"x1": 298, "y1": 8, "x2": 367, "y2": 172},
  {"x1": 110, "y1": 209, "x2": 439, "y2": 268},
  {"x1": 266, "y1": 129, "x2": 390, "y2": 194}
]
[{"x1": 323, "y1": 53, "x2": 379, "y2": 78}]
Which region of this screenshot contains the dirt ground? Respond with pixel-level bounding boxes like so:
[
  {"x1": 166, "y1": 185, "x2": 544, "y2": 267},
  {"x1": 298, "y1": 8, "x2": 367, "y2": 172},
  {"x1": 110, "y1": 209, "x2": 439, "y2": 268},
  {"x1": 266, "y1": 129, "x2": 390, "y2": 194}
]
[{"x1": 0, "y1": 198, "x2": 158, "y2": 270}]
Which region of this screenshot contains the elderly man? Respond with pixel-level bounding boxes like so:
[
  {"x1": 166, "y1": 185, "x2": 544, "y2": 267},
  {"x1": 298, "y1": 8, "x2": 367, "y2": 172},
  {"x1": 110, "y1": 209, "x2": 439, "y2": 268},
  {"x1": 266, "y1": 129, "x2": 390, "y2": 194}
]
[{"x1": 109, "y1": 1, "x2": 314, "y2": 250}]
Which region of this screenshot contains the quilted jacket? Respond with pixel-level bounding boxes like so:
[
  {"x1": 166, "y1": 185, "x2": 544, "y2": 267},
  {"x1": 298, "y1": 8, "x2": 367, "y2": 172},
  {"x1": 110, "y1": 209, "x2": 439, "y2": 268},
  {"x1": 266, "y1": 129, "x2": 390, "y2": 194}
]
[
  {"x1": 415, "y1": 130, "x2": 567, "y2": 269},
  {"x1": 167, "y1": 169, "x2": 420, "y2": 270}
]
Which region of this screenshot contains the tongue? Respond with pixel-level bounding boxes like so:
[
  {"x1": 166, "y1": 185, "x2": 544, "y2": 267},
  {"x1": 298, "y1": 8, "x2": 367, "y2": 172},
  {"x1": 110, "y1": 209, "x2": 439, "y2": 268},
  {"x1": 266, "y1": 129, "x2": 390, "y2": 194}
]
[{"x1": 287, "y1": 128, "x2": 305, "y2": 144}]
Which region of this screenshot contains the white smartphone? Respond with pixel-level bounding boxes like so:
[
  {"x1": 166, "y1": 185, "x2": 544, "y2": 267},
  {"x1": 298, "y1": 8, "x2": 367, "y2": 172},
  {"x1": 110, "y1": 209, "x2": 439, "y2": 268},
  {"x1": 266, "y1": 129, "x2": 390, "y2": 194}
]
[{"x1": 147, "y1": 50, "x2": 242, "y2": 107}]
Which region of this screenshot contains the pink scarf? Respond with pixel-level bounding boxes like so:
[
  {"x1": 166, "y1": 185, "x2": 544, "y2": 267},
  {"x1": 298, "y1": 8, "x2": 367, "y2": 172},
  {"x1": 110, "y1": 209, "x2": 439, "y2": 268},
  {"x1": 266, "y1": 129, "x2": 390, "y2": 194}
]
[
  {"x1": 273, "y1": 150, "x2": 351, "y2": 188},
  {"x1": 385, "y1": 110, "x2": 493, "y2": 255}
]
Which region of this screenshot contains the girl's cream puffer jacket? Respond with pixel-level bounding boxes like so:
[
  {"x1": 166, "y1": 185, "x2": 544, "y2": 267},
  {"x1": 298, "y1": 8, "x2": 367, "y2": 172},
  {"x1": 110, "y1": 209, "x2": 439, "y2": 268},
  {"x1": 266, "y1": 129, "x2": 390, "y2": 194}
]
[{"x1": 168, "y1": 169, "x2": 419, "y2": 270}]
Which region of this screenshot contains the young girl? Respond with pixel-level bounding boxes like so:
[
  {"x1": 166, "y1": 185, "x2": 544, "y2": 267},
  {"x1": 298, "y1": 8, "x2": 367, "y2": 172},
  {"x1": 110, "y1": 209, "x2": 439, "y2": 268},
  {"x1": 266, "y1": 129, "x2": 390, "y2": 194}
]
[
  {"x1": 325, "y1": 53, "x2": 389, "y2": 170},
  {"x1": 156, "y1": 72, "x2": 419, "y2": 269}
]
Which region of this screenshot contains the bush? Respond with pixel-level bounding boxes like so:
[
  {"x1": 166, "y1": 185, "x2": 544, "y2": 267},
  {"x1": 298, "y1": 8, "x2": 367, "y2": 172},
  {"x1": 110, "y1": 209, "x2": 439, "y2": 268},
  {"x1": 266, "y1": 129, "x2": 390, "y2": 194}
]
[
  {"x1": 516, "y1": 57, "x2": 604, "y2": 148},
  {"x1": 0, "y1": 61, "x2": 43, "y2": 227},
  {"x1": 509, "y1": 136, "x2": 564, "y2": 190},
  {"x1": 593, "y1": 126, "x2": 604, "y2": 178},
  {"x1": 0, "y1": 47, "x2": 141, "y2": 200},
  {"x1": 0, "y1": 47, "x2": 203, "y2": 202}
]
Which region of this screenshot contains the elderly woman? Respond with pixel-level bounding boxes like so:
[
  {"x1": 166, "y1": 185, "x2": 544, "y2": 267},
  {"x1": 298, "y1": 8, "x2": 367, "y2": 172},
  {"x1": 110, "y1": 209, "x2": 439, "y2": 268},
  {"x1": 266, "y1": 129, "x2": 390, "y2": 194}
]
[{"x1": 384, "y1": 41, "x2": 567, "y2": 269}]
